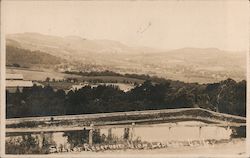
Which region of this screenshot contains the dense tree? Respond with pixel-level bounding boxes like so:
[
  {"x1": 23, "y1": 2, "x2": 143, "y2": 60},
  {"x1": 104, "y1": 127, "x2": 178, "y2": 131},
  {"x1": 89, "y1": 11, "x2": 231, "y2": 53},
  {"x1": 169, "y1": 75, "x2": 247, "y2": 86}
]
[{"x1": 6, "y1": 78, "x2": 246, "y2": 118}]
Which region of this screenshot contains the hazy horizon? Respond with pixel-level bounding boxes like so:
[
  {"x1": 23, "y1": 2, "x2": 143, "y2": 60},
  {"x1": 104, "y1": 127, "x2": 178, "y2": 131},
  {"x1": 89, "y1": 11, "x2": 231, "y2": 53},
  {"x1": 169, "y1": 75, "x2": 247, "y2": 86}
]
[
  {"x1": 3, "y1": 1, "x2": 249, "y2": 51},
  {"x1": 5, "y1": 32, "x2": 248, "y2": 54}
]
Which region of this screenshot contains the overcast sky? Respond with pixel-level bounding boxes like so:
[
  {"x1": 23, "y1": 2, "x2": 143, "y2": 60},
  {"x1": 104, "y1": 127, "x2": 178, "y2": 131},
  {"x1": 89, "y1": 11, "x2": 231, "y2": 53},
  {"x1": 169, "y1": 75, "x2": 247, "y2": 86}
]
[{"x1": 3, "y1": 0, "x2": 249, "y2": 51}]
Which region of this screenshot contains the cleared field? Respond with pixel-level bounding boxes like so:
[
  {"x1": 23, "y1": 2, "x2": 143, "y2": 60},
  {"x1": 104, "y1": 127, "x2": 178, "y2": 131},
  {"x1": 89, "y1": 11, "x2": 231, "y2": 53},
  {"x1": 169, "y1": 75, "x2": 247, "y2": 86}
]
[
  {"x1": 6, "y1": 68, "x2": 79, "y2": 81},
  {"x1": 74, "y1": 76, "x2": 144, "y2": 84},
  {"x1": 40, "y1": 82, "x2": 135, "y2": 92},
  {"x1": 6, "y1": 68, "x2": 145, "y2": 84}
]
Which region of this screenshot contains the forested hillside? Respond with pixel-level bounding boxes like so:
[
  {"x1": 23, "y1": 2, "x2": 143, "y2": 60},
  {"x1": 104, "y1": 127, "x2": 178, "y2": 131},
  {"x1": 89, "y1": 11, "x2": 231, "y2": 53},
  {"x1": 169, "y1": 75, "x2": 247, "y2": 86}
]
[{"x1": 6, "y1": 45, "x2": 63, "y2": 68}]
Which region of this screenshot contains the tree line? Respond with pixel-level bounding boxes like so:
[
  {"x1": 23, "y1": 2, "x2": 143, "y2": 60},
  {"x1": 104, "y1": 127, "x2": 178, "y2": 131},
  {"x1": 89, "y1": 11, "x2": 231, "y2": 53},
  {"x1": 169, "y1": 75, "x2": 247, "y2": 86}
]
[
  {"x1": 64, "y1": 70, "x2": 162, "y2": 82},
  {"x1": 6, "y1": 78, "x2": 246, "y2": 118}
]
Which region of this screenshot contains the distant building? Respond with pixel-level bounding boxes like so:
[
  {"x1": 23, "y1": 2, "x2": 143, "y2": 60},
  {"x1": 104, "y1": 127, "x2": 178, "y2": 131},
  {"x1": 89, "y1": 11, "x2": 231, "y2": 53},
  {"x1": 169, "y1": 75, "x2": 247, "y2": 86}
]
[
  {"x1": 6, "y1": 74, "x2": 33, "y2": 93},
  {"x1": 6, "y1": 74, "x2": 24, "y2": 80}
]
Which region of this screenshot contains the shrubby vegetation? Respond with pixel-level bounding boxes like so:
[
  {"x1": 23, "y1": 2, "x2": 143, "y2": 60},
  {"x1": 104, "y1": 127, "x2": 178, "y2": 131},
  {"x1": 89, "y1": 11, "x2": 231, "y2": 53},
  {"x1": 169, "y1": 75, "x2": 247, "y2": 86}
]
[
  {"x1": 6, "y1": 78, "x2": 246, "y2": 118},
  {"x1": 5, "y1": 134, "x2": 52, "y2": 154}
]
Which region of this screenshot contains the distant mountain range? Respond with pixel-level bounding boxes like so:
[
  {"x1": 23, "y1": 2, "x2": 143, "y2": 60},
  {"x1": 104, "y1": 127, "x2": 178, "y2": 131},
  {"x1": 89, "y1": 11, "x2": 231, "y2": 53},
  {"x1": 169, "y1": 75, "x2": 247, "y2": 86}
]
[
  {"x1": 7, "y1": 33, "x2": 159, "y2": 56},
  {"x1": 6, "y1": 32, "x2": 246, "y2": 83}
]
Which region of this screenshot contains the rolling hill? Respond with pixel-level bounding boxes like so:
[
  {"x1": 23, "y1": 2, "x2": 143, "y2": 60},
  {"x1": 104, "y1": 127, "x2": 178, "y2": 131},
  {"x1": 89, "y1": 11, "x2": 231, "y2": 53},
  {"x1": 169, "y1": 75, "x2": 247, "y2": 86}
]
[
  {"x1": 6, "y1": 45, "x2": 64, "y2": 69},
  {"x1": 6, "y1": 33, "x2": 246, "y2": 83}
]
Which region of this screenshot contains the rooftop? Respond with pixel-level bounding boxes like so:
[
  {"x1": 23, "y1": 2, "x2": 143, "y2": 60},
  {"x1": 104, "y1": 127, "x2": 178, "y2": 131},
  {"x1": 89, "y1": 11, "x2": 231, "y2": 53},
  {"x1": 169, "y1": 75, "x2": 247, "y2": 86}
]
[
  {"x1": 6, "y1": 74, "x2": 24, "y2": 80},
  {"x1": 6, "y1": 80, "x2": 33, "y2": 88}
]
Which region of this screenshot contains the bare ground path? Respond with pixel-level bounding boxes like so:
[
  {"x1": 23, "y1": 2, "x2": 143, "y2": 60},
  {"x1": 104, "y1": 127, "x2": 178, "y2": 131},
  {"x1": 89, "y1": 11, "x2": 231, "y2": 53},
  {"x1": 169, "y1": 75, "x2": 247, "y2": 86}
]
[{"x1": 54, "y1": 138, "x2": 246, "y2": 156}]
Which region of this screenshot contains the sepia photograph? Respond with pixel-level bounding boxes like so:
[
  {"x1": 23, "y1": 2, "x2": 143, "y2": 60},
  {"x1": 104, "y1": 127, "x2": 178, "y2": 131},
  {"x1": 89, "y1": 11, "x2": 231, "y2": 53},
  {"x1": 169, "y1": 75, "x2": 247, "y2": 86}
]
[{"x1": 2, "y1": 0, "x2": 249, "y2": 157}]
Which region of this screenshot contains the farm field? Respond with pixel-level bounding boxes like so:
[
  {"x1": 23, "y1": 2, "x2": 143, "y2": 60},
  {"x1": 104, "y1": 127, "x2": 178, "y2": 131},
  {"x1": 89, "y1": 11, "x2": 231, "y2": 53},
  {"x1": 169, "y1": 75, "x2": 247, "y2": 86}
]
[
  {"x1": 7, "y1": 68, "x2": 145, "y2": 84},
  {"x1": 6, "y1": 67, "x2": 79, "y2": 81}
]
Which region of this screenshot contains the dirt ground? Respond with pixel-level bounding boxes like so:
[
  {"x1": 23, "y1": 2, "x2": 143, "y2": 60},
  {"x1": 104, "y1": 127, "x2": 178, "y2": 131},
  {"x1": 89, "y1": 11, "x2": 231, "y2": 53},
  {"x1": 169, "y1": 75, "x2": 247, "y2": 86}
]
[{"x1": 55, "y1": 138, "x2": 246, "y2": 156}]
